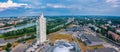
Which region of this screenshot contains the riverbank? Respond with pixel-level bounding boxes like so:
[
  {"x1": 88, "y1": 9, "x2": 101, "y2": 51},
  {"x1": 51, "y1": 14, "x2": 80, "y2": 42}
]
[
  {"x1": 0, "y1": 23, "x2": 36, "y2": 34},
  {"x1": 0, "y1": 32, "x2": 35, "y2": 39}
]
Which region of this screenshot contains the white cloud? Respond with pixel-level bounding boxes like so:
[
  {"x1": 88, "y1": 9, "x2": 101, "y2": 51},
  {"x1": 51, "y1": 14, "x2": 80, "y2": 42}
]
[
  {"x1": 46, "y1": 4, "x2": 66, "y2": 8},
  {"x1": 106, "y1": 0, "x2": 120, "y2": 7},
  {"x1": 0, "y1": 0, "x2": 29, "y2": 12},
  {"x1": 106, "y1": 0, "x2": 118, "y2": 3}
]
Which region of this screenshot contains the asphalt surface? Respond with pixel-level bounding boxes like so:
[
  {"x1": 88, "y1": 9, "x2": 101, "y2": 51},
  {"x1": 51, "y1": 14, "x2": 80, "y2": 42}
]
[{"x1": 12, "y1": 44, "x2": 27, "y2": 52}]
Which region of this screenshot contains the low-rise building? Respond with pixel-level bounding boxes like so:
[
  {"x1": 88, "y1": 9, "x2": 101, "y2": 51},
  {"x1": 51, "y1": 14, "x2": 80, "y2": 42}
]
[
  {"x1": 78, "y1": 34, "x2": 104, "y2": 46},
  {"x1": 100, "y1": 25, "x2": 107, "y2": 30},
  {"x1": 86, "y1": 47, "x2": 118, "y2": 52},
  {"x1": 66, "y1": 26, "x2": 84, "y2": 32},
  {"x1": 108, "y1": 31, "x2": 119, "y2": 41},
  {"x1": 0, "y1": 23, "x2": 5, "y2": 26},
  {"x1": 92, "y1": 25, "x2": 101, "y2": 31},
  {"x1": 0, "y1": 38, "x2": 15, "y2": 46},
  {"x1": 116, "y1": 28, "x2": 120, "y2": 34},
  {"x1": 0, "y1": 38, "x2": 7, "y2": 46}
]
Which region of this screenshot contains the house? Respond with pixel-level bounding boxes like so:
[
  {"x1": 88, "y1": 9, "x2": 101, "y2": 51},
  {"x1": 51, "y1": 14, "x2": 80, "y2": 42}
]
[
  {"x1": 100, "y1": 25, "x2": 107, "y2": 30},
  {"x1": 0, "y1": 23, "x2": 5, "y2": 26},
  {"x1": 116, "y1": 28, "x2": 120, "y2": 34},
  {"x1": 108, "y1": 31, "x2": 119, "y2": 41},
  {"x1": 92, "y1": 25, "x2": 101, "y2": 31}
]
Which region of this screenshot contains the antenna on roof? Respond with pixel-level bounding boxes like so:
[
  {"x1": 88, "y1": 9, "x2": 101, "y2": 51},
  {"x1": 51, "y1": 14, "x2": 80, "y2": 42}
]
[{"x1": 40, "y1": 13, "x2": 44, "y2": 18}]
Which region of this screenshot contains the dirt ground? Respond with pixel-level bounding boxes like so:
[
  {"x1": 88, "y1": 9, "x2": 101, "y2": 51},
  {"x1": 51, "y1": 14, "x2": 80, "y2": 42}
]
[{"x1": 47, "y1": 29, "x2": 73, "y2": 44}]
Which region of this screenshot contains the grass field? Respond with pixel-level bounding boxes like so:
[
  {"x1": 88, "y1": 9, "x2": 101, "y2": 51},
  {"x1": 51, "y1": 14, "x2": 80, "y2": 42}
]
[
  {"x1": 0, "y1": 32, "x2": 35, "y2": 39},
  {"x1": 48, "y1": 34, "x2": 73, "y2": 44},
  {"x1": 67, "y1": 24, "x2": 75, "y2": 28},
  {"x1": 47, "y1": 29, "x2": 73, "y2": 44}
]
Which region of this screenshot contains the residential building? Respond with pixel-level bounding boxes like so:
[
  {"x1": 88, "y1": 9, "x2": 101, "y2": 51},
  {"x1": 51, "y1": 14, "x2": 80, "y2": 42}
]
[
  {"x1": 116, "y1": 28, "x2": 120, "y2": 34},
  {"x1": 0, "y1": 23, "x2": 5, "y2": 26},
  {"x1": 108, "y1": 31, "x2": 119, "y2": 41},
  {"x1": 36, "y1": 13, "x2": 46, "y2": 44}
]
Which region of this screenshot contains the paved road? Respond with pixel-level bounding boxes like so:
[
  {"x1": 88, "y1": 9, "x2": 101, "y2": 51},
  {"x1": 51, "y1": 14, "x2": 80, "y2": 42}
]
[
  {"x1": 88, "y1": 27, "x2": 120, "y2": 51},
  {"x1": 87, "y1": 26, "x2": 120, "y2": 48},
  {"x1": 12, "y1": 44, "x2": 27, "y2": 52},
  {"x1": 97, "y1": 33, "x2": 120, "y2": 48},
  {"x1": 72, "y1": 32, "x2": 82, "y2": 52}
]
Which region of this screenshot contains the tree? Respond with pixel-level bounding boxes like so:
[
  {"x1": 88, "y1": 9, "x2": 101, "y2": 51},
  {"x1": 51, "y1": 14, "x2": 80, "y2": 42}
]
[
  {"x1": 94, "y1": 47, "x2": 98, "y2": 50},
  {"x1": 5, "y1": 47, "x2": 9, "y2": 52},
  {"x1": 5, "y1": 43, "x2": 12, "y2": 52},
  {"x1": 7, "y1": 43, "x2": 12, "y2": 48}
]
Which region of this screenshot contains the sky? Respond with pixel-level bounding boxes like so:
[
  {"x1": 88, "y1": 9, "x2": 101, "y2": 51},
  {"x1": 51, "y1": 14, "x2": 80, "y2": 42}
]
[{"x1": 0, "y1": 0, "x2": 120, "y2": 17}]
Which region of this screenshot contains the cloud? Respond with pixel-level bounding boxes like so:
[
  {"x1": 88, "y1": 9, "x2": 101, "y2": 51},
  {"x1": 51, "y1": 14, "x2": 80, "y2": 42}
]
[
  {"x1": 46, "y1": 3, "x2": 66, "y2": 8},
  {"x1": 106, "y1": 0, "x2": 120, "y2": 7},
  {"x1": 1, "y1": 0, "x2": 120, "y2": 16},
  {"x1": 106, "y1": 0, "x2": 118, "y2": 3},
  {"x1": 0, "y1": 0, "x2": 29, "y2": 12}
]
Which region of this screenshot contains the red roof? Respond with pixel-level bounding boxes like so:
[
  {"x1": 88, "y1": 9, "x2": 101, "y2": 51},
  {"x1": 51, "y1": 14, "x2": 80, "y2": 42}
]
[
  {"x1": 101, "y1": 26, "x2": 107, "y2": 30},
  {"x1": 116, "y1": 28, "x2": 120, "y2": 30},
  {"x1": 0, "y1": 48, "x2": 2, "y2": 51},
  {"x1": 108, "y1": 31, "x2": 119, "y2": 40}
]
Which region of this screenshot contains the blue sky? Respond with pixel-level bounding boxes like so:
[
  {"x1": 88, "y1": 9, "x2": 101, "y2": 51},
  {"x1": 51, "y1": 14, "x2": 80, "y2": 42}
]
[{"x1": 0, "y1": 0, "x2": 120, "y2": 17}]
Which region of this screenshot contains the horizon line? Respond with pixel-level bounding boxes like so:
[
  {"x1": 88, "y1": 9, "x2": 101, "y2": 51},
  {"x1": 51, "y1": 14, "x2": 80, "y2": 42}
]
[{"x1": 0, "y1": 15, "x2": 120, "y2": 17}]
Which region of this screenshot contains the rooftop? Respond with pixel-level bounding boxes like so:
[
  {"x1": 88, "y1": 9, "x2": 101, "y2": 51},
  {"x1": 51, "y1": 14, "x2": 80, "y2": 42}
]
[
  {"x1": 82, "y1": 34, "x2": 103, "y2": 43},
  {"x1": 108, "y1": 31, "x2": 119, "y2": 40},
  {"x1": 116, "y1": 28, "x2": 120, "y2": 30},
  {"x1": 80, "y1": 34, "x2": 103, "y2": 46},
  {"x1": 0, "y1": 38, "x2": 6, "y2": 44},
  {"x1": 66, "y1": 26, "x2": 84, "y2": 32},
  {"x1": 86, "y1": 48, "x2": 118, "y2": 52},
  {"x1": 50, "y1": 40, "x2": 81, "y2": 52},
  {"x1": 53, "y1": 45, "x2": 70, "y2": 52}
]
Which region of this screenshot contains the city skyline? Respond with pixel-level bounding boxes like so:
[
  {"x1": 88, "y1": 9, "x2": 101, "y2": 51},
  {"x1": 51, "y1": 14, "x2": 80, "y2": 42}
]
[
  {"x1": 0, "y1": 13, "x2": 120, "y2": 52},
  {"x1": 0, "y1": 0, "x2": 120, "y2": 17}
]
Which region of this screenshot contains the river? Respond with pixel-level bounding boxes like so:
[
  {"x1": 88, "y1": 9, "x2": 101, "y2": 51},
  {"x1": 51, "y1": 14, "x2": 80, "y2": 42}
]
[{"x1": 0, "y1": 23, "x2": 36, "y2": 34}]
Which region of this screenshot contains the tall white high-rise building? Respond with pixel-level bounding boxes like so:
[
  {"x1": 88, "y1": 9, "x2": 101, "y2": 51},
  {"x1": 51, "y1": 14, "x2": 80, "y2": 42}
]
[{"x1": 36, "y1": 13, "x2": 46, "y2": 44}]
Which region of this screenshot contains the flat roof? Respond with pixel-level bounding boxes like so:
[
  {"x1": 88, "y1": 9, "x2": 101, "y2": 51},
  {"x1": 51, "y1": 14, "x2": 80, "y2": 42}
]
[
  {"x1": 87, "y1": 48, "x2": 118, "y2": 52},
  {"x1": 0, "y1": 38, "x2": 6, "y2": 44},
  {"x1": 82, "y1": 34, "x2": 103, "y2": 43}
]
